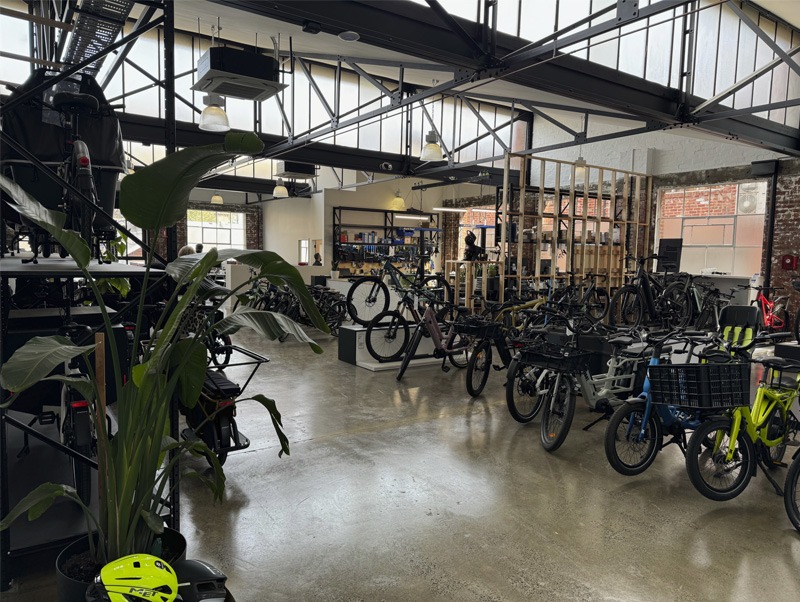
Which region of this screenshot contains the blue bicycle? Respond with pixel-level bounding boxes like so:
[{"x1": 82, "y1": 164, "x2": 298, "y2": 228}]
[{"x1": 603, "y1": 329, "x2": 725, "y2": 476}]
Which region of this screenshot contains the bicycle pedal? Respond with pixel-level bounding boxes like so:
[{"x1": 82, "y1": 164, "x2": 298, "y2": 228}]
[
  {"x1": 441, "y1": 365, "x2": 451, "y2": 373},
  {"x1": 492, "y1": 364, "x2": 504, "y2": 371}
]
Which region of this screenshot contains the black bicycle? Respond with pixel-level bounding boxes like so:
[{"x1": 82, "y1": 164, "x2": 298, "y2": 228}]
[
  {"x1": 608, "y1": 255, "x2": 692, "y2": 329},
  {"x1": 346, "y1": 254, "x2": 451, "y2": 326}
]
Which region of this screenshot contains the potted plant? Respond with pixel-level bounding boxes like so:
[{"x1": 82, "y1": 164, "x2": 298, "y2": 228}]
[
  {"x1": 330, "y1": 258, "x2": 340, "y2": 279},
  {"x1": 0, "y1": 132, "x2": 329, "y2": 600}
]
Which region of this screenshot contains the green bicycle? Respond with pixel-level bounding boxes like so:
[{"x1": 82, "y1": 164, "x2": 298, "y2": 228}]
[{"x1": 684, "y1": 356, "x2": 800, "y2": 501}]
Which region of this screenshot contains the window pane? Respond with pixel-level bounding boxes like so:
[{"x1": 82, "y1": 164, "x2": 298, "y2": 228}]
[
  {"x1": 735, "y1": 215, "x2": 765, "y2": 246},
  {"x1": 217, "y1": 230, "x2": 230, "y2": 244},
  {"x1": 202, "y1": 229, "x2": 217, "y2": 244},
  {"x1": 231, "y1": 230, "x2": 245, "y2": 246}
]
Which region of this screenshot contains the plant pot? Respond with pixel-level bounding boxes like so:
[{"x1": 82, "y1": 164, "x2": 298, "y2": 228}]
[
  {"x1": 330, "y1": 270, "x2": 340, "y2": 279},
  {"x1": 55, "y1": 528, "x2": 187, "y2": 602}
]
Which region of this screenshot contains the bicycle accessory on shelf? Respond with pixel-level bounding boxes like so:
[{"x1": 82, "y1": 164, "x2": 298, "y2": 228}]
[
  {"x1": 85, "y1": 554, "x2": 178, "y2": 602},
  {"x1": 172, "y1": 559, "x2": 229, "y2": 602},
  {"x1": 648, "y1": 362, "x2": 751, "y2": 410}
]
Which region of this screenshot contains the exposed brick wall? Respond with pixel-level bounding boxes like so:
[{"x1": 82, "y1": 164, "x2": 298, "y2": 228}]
[
  {"x1": 442, "y1": 193, "x2": 496, "y2": 263},
  {"x1": 769, "y1": 172, "x2": 800, "y2": 313},
  {"x1": 175, "y1": 202, "x2": 263, "y2": 250}
]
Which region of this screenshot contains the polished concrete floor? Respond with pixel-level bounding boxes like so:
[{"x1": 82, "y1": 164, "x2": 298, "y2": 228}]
[{"x1": 6, "y1": 329, "x2": 800, "y2": 601}]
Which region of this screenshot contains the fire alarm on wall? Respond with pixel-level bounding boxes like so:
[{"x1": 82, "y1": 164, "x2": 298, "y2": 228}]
[{"x1": 781, "y1": 254, "x2": 798, "y2": 270}]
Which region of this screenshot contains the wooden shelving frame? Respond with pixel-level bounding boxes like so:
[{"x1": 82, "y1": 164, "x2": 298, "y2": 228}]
[{"x1": 498, "y1": 153, "x2": 651, "y2": 300}]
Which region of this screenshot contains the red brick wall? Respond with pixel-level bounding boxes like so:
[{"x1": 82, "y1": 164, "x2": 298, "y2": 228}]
[{"x1": 769, "y1": 174, "x2": 800, "y2": 312}]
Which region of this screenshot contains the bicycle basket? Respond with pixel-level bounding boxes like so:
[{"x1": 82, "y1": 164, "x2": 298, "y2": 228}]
[
  {"x1": 519, "y1": 342, "x2": 591, "y2": 372},
  {"x1": 452, "y1": 317, "x2": 502, "y2": 338},
  {"x1": 648, "y1": 362, "x2": 750, "y2": 410}
]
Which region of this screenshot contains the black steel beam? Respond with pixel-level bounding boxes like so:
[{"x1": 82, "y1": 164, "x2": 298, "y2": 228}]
[
  {"x1": 117, "y1": 113, "x2": 514, "y2": 184},
  {"x1": 216, "y1": 0, "x2": 800, "y2": 155}
]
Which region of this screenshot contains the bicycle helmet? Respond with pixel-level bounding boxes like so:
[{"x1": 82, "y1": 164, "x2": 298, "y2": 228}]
[
  {"x1": 172, "y1": 559, "x2": 228, "y2": 602},
  {"x1": 85, "y1": 554, "x2": 178, "y2": 602}
]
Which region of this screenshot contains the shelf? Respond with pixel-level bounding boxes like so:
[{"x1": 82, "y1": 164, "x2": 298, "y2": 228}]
[
  {"x1": 337, "y1": 223, "x2": 388, "y2": 229},
  {"x1": 338, "y1": 242, "x2": 419, "y2": 247}
]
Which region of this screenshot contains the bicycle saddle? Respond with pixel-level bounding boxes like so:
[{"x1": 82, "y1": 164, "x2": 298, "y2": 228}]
[
  {"x1": 761, "y1": 356, "x2": 800, "y2": 373},
  {"x1": 52, "y1": 91, "x2": 99, "y2": 114}
]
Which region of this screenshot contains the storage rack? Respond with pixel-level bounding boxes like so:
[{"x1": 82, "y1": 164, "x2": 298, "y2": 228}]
[
  {"x1": 332, "y1": 206, "x2": 440, "y2": 268},
  {"x1": 497, "y1": 153, "x2": 651, "y2": 300}
]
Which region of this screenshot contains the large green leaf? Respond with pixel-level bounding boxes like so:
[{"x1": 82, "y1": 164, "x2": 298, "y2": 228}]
[
  {"x1": 0, "y1": 483, "x2": 79, "y2": 529},
  {"x1": 248, "y1": 394, "x2": 290, "y2": 457},
  {"x1": 0, "y1": 336, "x2": 95, "y2": 396},
  {"x1": 215, "y1": 308, "x2": 323, "y2": 354},
  {"x1": 0, "y1": 174, "x2": 91, "y2": 268},
  {"x1": 167, "y1": 249, "x2": 329, "y2": 335},
  {"x1": 43, "y1": 375, "x2": 95, "y2": 402},
  {"x1": 119, "y1": 132, "x2": 264, "y2": 230},
  {"x1": 169, "y1": 339, "x2": 207, "y2": 409}
]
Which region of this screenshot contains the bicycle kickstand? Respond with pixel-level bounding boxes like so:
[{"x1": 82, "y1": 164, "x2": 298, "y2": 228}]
[
  {"x1": 757, "y1": 456, "x2": 785, "y2": 497},
  {"x1": 441, "y1": 357, "x2": 450, "y2": 373}
]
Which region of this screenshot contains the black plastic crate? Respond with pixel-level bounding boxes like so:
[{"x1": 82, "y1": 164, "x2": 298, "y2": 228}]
[
  {"x1": 648, "y1": 362, "x2": 750, "y2": 409},
  {"x1": 519, "y1": 342, "x2": 591, "y2": 372},
  {"x1": 452, "y1": 318, "x2": 501, "y2": 338}
]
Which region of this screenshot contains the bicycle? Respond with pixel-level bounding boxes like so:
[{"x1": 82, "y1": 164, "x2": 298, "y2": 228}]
[
  {"x1": 506, "y1": 321, "x2": 650, "y2": 451},
  {"x1": 684, "y1": 355, "x2": 800, "y2": 501},
  {"x1": 346, "y1": 254, "x2": 451, "y2": 326},
  {"x1": 692, "y1": 280, "x2": 734, "y2": 331},
  {"x1": 552, "y1": 271, "x2": 610, "y2": 323},
  {"x1": 608, "y1": 255, "x2": 692, "y2": 329},
  {"x1": 396, "y1": 302, "x2": 473, "y2": 380},
  {"x1": 743, "y1": 283, "x2": 792, "y2": 334},
  {"x1": 364, "y1": 283, "x2": 451, "y2": 362},
  {"x1": 603, "y1": 329, "x2": 734, "y2": 476}
]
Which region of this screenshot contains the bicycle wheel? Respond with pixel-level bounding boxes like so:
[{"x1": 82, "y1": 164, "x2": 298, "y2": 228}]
[
  {"x1": 586, "y1": 287, "x2": 609, "y2": 321},
  {"x1": 64, "y1": 406, "x2": 93, "y2": 505},
  {"x1": 784, "y1": 454, "x2": 800, "y2": 531},
  {"x1": 347, "y1": 277, "x2": 390, "y2": 326},
  {"x1": 214, "y1": 413, "x2": 231, "y2": 467},
  {"x1": 609, "y1": 285, "x2": 643, "y2": 327},
  {"x1": 505, "y1": 360, "x2": 549, "y2": 423},
  {"x1": 760, "y1": 405, "x2": 788, "y2": 467},
  {"x1": 686, "y1": 418, "x2": 755, "y2": 501},
  {"x1": 208, "y1": 330, "x2": 232, "y2": 367},
  {"x1": 772, "y1": 308, "x2": 791, "y2": 334},
  {"x1": 421, "y1": 275, "x2": 453, "y2": 305},
  {"x1": 397, "y1": 324, "x2": 425, "y2": 381},
  {"x1": 324, "y1": 299, "x2": 347, "y2": 336},
  {"x1": 659, "y1": 283, "x2": 693, "y2": 329},
  {"x1": 447, "y1": 333, "x2": 471, "y2": 368},
  {"x1": 365, "y1": 310, "x2": 409, "y2": 362},
  {"x1": 466, "y1": 340, "x2": 492, "y2": 396},
  {"x1": 540, "y1": 373, "x2": 576, "y2": 452},
  {"x1": 604, "y1": 401, "x2": 662, "y2": 476}
]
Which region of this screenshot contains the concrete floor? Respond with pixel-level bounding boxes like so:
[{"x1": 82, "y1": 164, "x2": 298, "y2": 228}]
[{"x1": 6, "y1": 329, "x2": 800, "y2": 601}]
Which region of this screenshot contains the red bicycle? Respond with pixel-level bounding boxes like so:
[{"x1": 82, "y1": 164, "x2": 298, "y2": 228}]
[
  {"x1": 793, "y1": 280, "x2": 800, "y2": 344},
  {"x1": 744, "y1": 284, "x2": 791, "y2": 334}
]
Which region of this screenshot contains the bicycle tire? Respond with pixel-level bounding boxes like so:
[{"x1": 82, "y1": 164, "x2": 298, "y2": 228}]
[
  {"x1": 466, "y1": 340, "x2": 492, "y2": 396},
  {"x1": 586, "y1": 287, "x2": 609, "y2": 322},
  {"x1": 64, "y1": 407, "x2": 93, "y2": 505},
  {"x1": 685, "y1": 417, "x2": 755, "y2": 501},
  {"x1": 604, "y1": 400, "x2": 662, "y2": 476},
  {"x1": 540, "y1": 373, "x2": 576, "y2": 452},
  {"x1": 505, "y1": 360, "x2": 549, "y2": 423},
  {"x1": 324, "y1": 300, "x2": 347, "y2": 336},
  {"x1": 347, "y1": 277, "x2": 390, "y2": 326},
  {"x1": 608, "y1": 285, "x2": 643, "y2": 327},
  {"x1": 397, "y1": 324, "x2": 425, "y2": 381},
  {"x1": 659, "y1": 282, "x2": 693, "y2": 329},
  {"x1": 783, "y1": 453, "x2": 800, "y2": 531},
  {"x1": 213, "y1": 413, "x2": 232, "y2": 467},
  {"x1": 772, "y1": 308, "x2": 791, "y2": 334},
  {"x1": 365, "y1": 310, "x2": 409, "y2": 362},
  {"x1": 760, "y1": 405, "x2": 788, "y2": 467},
  {"x1": 209, "y1": 331, "x2": 233, "y2": 367},
  {"x1": 448, "y1": 333, "x2": 471, "y2": 368}
]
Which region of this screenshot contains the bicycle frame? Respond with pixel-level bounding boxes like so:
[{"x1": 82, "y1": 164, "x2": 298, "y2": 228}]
[
  {"x1": 755, "y1": 288, "x2": 789, "y2": 330},
  {"x1": 576, "y1": 352, "x2": 641, "y2": 409},
  {"x1": 720, "y1": 375, "x2": 798, "y2": 462}
]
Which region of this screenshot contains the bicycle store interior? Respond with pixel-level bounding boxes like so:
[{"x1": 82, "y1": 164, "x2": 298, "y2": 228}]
[{"x1": 3, "y1": 0, "x2": 800, "y2": 600}]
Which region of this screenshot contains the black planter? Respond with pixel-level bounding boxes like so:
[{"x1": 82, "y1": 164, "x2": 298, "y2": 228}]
[{"x1": 55, "y1": 528, "x2": 187, "y2": 602}]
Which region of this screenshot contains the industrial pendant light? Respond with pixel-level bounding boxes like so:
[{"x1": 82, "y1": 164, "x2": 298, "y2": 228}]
[
  {"x1": 574, "y1": 115, "x2": 587, "y2": 178},
  {"x1": 420, "y1": 130, "x2": 444, "y2": 162},
  {"x1": 210, "y1": 191, "x2": 224, "y2": 205},
  {"x1": 199, "y1": 93, "x2": 230, "y2": 132},
  {"x1": 420, "y1": 82, "x2": 444, "y2": 162},
  {"x1": 273, "y1": 178, "x2": 289, "y2": 198}
]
